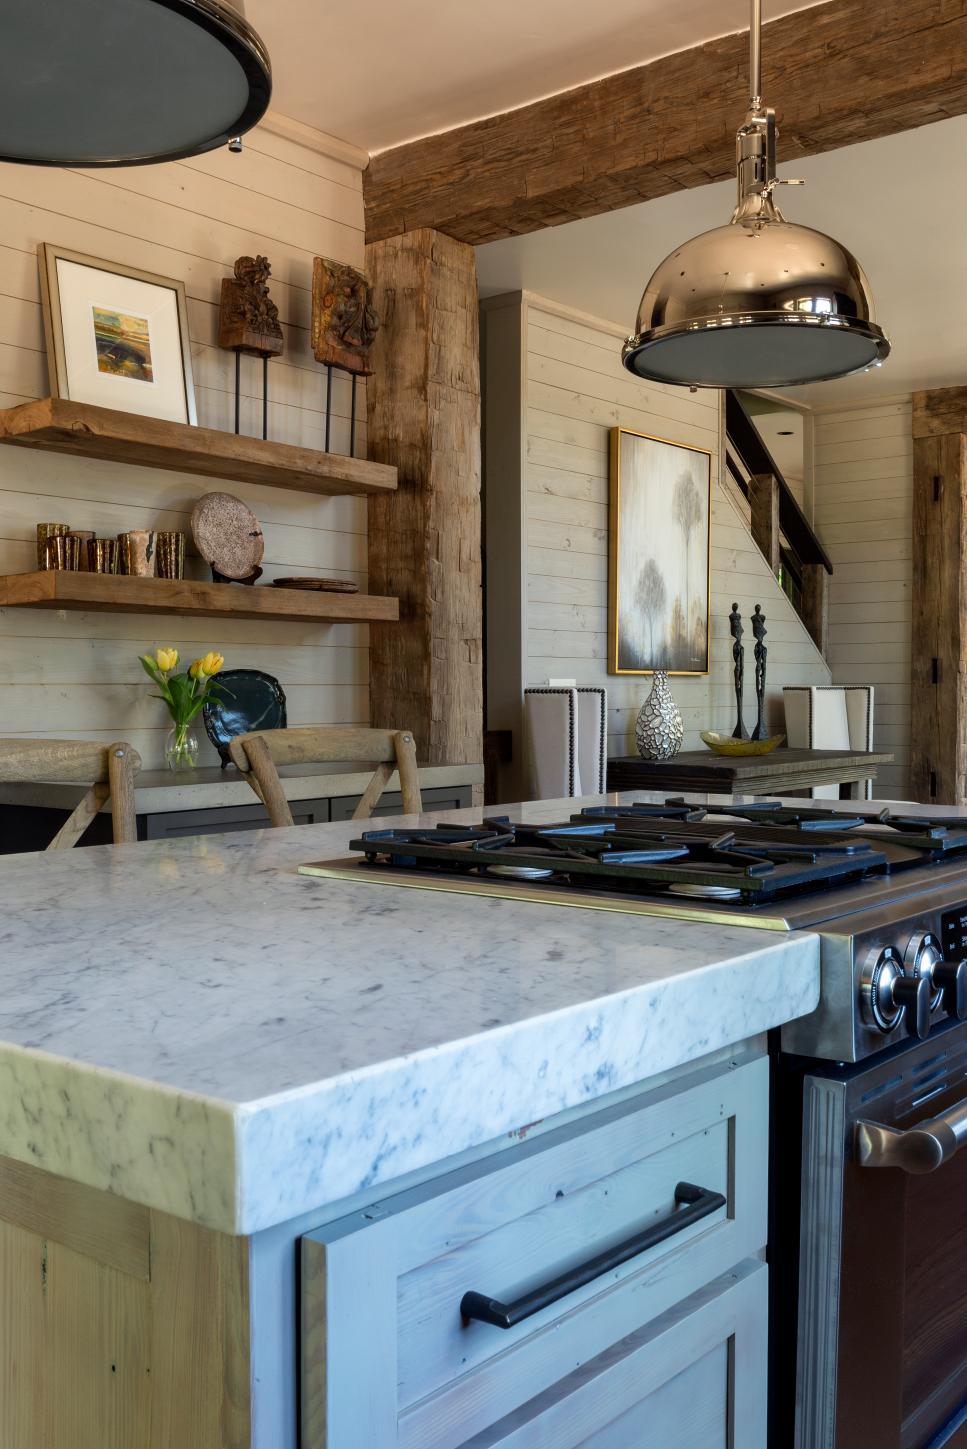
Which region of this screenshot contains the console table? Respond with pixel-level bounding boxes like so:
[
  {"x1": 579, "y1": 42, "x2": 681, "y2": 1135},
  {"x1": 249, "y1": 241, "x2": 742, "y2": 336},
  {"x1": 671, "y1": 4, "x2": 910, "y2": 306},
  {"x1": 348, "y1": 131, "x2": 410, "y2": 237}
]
[{"x1": 606, "y1": 748, "x2": 895, "y2": 799}]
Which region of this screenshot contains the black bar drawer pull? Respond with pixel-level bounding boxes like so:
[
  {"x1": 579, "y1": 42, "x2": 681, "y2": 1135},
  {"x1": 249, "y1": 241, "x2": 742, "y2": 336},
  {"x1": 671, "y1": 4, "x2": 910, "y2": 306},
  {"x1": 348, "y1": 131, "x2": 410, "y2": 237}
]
[{"x1": 460, "y1": 1180, "x2": 726, "y2": 1330}]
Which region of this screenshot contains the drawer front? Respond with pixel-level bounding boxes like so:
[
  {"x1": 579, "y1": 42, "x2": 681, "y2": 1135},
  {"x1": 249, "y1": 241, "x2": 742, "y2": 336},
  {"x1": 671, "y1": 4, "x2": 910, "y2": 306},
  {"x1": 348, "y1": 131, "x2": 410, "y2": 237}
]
[
  {"x1": 301, "y1": 1052, "x2": 768, "y2": 1449},
  {"x1": 465, "y1": 1259, "x2": 767, "y2": 1449}
]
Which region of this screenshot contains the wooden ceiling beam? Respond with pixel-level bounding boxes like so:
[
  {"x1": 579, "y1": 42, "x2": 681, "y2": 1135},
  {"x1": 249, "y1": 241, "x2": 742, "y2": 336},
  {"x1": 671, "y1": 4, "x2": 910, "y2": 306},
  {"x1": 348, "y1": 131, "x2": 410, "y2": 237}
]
[{"x1": 364, "y1": 0, "x2": 967, "y2": 246}]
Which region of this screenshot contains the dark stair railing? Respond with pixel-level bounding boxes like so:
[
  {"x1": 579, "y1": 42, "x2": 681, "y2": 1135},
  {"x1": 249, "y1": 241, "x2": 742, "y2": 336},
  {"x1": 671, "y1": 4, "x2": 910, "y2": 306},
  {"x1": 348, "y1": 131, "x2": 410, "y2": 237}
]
[{"x1": 724, "y1": 388, "x2": 831, "y2": 654}]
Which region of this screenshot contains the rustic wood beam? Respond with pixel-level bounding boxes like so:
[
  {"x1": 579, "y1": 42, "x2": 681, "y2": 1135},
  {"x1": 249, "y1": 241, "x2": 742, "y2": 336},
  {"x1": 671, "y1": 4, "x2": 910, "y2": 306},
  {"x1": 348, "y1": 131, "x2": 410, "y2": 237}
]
[
  {"x1": 800, "y1": 562, "x2": 829, "y2": 658},
  {"x1": 365, "y1": 0, "x2": 967, "y2": 246},
  {"x1": 913, "y1": 386, "x2": 967, "y2": 438},
  {"x1": 749, "y1": 473, "x2": 780, "y2": 576},
  {"x1": 365, "y1": 228, "x2": 483, "y2": 770},
  {"x1": 910, "y1": 426, "x2": 967, "y2": 805}
]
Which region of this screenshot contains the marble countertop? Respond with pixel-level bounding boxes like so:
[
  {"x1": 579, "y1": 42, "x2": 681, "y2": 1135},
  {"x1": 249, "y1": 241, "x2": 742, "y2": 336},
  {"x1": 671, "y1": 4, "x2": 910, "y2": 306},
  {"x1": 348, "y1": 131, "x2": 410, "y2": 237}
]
[
  {"x1": 0, "y1": 759, "x2": 483, "y2": 814},
  {"x1": 0, "y1": 793, "x2": 820, "y2": 1235}
]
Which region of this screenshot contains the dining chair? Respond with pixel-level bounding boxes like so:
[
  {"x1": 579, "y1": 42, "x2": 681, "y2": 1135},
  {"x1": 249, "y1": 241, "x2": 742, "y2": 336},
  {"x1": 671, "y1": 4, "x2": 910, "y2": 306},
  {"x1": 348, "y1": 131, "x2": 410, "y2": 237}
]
[
  {"x1": 228, "y1": 726, "x2": 422, "y2": 826},
  {"x1": 0, "y1": 737, "x2": 141, "y2": 847}
]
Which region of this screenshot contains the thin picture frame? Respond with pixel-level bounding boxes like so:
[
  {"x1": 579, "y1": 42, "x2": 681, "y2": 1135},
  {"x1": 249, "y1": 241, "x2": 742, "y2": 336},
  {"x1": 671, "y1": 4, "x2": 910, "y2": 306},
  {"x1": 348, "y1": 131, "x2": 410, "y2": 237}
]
[
  {"x1": 608, "y1": 425, "x2": 712, "y2": 676},
  {"x1": 37, "y1": 242, "x2": 197, "y2": 425}
]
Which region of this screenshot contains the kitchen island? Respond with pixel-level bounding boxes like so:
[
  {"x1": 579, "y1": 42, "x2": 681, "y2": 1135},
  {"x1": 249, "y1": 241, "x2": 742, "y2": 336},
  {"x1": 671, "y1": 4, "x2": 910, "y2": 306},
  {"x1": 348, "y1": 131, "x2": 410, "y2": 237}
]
[{"x1": 0, "y1": 794, "x2": 820, "y2": 1448}]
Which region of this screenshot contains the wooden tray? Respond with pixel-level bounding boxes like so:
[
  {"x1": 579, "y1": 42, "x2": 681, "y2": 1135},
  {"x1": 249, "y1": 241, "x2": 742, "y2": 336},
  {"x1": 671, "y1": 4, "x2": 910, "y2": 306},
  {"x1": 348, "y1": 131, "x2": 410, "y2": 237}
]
[{"x1": 271, "y1": 577, "x2": 359, "y2": 593}]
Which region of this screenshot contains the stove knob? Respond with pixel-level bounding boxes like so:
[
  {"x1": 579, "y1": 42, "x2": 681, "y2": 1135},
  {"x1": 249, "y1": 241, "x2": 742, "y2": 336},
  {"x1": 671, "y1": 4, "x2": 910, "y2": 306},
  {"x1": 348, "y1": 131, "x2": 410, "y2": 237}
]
[
  {"x1": 860, "y1": 947, "x2": 905, "y2": 1034},
  {"x1": 892, "y1": 975, "x2": 932, "y2": 1041},
  {"x1": 934, "y1": 960, "x2": 967, "y2": 1021},
  {"x1": 903, "y1": 932, "x2": 944, "y2": 1013}
]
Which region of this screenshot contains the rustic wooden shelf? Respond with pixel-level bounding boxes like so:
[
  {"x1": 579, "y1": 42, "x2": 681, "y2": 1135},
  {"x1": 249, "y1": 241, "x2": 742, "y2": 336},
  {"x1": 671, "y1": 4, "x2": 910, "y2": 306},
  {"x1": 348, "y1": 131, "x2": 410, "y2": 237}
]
[
  {"x1": 0, "y1": 572, "x2": 399, "y2": 625},
  {"x1": 0, "y1": 398, "x2": 397, "y2": 499}
]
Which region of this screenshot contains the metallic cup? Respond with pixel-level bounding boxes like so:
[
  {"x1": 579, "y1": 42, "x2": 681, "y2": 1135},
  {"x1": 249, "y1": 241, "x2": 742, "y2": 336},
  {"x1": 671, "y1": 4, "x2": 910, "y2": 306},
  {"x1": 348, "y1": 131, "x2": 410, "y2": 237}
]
[
  {"x1": 87, "y1": 537, "x2": 118, "y2": 574},
  {"x1": 156, "y1": 531, "x2": 185, "y2": 580},
  {"x1": 117, "y1": 530, "x2": 156, "y2": 577},
  {"x1": 37, "y1": 522, "x2": 71, "y2": 568},
  {"x1": 44, "y1": 533, "x2": 81, "y2": 570},
  {"x1": 70, "y1": 530, "x2": 95, "y2": 571}
]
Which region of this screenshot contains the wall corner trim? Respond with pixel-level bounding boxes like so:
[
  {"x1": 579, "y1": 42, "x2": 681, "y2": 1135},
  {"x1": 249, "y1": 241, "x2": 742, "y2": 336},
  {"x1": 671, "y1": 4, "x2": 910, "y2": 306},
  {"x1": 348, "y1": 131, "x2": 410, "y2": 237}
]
[{"x1": 259, "y1": 110, "x2": 370, "y2": 171}]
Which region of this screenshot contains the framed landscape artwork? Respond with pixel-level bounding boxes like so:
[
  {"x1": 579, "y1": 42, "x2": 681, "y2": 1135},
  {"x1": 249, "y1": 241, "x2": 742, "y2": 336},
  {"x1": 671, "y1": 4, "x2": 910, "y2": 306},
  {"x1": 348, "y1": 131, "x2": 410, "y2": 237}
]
[
  {"x1": 38, "y1": 243, "x2": 196, "y2": 425},
  {"x1": 609, "y1": 427, "x2": 712, "y2": 675}
]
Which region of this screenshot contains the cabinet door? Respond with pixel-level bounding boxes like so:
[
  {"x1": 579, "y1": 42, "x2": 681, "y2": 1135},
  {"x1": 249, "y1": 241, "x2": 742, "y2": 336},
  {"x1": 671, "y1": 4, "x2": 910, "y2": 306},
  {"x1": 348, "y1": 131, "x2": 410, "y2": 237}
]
[
  {"x1": 329, "y1": 785, "x2": 472, "y2": 820},
  {"x1": 301, "y1": 1054, "x2": 768, "y2": 1449},
  {"x1": 472, "y1": 1259, "x2": 767, "y2": 1449}
]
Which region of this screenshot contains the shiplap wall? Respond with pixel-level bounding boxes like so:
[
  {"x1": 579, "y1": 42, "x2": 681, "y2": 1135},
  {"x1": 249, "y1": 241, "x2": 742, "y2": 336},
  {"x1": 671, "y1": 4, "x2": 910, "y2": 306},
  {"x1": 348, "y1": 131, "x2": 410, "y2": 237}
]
[
  {"x1": 482, "y1": 291, "x2": 830, "y2": 783},
  {"x1": 0, "y1": 123, "x2": 370, "y2": 768},
  {"x1": 812, "y1": 397, "x2": 912, "y2": 799}
]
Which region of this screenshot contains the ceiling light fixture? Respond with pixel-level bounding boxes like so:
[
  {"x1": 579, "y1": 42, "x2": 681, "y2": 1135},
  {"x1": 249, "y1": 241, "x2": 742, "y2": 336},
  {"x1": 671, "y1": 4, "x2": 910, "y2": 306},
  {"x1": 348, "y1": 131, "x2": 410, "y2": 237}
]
[
  {"x1": 622, "y1": 0, "x2": 889, "y2": 388},
  {"x1": 0, "y1": 0, "x2": 271, "y2": 167}
]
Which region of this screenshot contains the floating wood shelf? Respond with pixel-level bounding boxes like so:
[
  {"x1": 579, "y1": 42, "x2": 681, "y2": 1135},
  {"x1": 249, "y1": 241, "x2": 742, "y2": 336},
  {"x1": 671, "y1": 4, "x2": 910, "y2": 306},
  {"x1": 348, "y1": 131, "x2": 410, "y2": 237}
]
[
  {"x1": 0, "y1": 398, "x2": 397, "y2": 499},
  {"x1": 0, "y1": 572, "x2": 399, "y2": 625}
]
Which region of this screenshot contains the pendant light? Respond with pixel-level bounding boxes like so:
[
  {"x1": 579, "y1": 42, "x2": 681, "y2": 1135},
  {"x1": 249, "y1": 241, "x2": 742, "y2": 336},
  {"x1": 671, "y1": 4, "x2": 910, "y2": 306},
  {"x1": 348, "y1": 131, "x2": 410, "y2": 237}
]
[
  {"x1": 622, "y1": 0, "x2": 889, "y2": 388},
  {"x1": 0, "y1": 0, "x2": 271, "y2": 167}
]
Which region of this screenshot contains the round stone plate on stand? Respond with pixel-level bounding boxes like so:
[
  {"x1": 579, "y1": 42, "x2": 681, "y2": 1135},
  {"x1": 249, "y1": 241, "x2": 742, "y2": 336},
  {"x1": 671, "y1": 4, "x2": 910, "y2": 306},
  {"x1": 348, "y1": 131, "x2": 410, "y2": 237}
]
[{"x1": 191, "y1": 492, "x2": 265, "y2": 582}]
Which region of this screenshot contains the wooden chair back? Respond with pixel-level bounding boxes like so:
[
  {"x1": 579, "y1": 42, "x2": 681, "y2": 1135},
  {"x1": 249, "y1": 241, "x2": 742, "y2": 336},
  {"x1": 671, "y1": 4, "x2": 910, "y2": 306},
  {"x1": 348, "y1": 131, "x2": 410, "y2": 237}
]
[
  {"x1": 228, "y1": 726, "x2": 422, "y2": 827},
  {"x1": 0, "y1": 738, "x2": 141, "y2": 848}
]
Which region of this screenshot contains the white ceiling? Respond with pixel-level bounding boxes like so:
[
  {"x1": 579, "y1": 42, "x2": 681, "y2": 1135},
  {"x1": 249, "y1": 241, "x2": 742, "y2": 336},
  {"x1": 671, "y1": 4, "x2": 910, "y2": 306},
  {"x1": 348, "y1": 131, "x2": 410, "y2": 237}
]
[
  {"x1": 248, "y1": 0, "x2": 822, "y2": 154},
  {"x1": 476, "y1": 114, "x2": 967, "y2": 406}
]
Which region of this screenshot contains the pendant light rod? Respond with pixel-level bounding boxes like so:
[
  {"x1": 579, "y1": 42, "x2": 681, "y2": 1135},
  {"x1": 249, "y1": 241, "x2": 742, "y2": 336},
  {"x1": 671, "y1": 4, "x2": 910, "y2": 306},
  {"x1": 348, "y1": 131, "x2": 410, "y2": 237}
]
[{"x1": 749, "y1": 0, "x2": 762, "y2": 108}]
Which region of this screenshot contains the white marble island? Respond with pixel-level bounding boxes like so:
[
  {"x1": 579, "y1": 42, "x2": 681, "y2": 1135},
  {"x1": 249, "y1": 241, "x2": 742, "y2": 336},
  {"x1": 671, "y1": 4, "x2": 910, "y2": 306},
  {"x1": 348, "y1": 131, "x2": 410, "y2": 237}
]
[{"x1": 0, "y1": 794, "x2": 820, "y2": 1449}]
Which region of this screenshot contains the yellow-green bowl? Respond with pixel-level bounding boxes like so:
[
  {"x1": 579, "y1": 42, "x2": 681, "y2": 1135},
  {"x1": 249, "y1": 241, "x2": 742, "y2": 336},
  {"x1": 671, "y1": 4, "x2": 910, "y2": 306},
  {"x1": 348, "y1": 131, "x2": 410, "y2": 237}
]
[{"x1": 700, "y1": 731, "x2": 786, "y2": 757}]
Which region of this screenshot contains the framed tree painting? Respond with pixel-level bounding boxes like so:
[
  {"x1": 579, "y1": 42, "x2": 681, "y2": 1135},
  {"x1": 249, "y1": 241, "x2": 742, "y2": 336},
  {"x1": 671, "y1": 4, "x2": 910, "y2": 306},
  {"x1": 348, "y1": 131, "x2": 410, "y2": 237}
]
[
  {"x1": 609, "y1": 427, "x2": 712, "y2": 675},
  {"x1": 38, "y1": 243, "x2": 196, "y2": 425}
]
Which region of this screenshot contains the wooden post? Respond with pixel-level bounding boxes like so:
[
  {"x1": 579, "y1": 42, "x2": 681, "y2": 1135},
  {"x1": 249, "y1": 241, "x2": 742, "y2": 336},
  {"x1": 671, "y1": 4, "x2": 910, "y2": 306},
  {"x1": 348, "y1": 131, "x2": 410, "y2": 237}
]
[
  {"x1": 365, "y1": 228, "x2": 482, "y2": 767},
  {"x1": 800, "y1": 563, "x2": 829, "y2": 658},
  {"x1": 910, "y1": 414, "x2": 967, "y2": 805},
  {"x1": 748, "y1": 473, "x2": 780, "y2": 576}
]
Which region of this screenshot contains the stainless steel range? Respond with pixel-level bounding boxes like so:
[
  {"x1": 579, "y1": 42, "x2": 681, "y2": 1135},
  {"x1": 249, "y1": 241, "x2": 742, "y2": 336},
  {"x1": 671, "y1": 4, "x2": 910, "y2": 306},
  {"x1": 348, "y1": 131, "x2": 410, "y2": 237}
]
[{"x1": 304, "y1": 798, "x2": 967, "y2": 1448}]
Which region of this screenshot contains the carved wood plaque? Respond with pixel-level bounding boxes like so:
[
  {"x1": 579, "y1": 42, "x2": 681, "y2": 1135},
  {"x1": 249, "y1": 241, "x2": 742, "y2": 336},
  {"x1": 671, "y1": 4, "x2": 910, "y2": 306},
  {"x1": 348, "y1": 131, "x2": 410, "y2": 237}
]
[
  {"x1": 311, "y1": 258, "x2": 380, "y2": 376},
  {"x1": 218, "y1": 255, "x2": 284, "y2": 358}
]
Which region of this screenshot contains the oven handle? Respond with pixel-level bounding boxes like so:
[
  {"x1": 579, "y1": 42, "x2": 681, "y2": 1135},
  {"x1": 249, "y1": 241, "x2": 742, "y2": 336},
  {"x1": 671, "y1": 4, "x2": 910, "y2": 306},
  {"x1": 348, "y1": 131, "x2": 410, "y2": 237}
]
[{"x1": 855, "y1": 1095, "x2": 967, "y2": 1174}]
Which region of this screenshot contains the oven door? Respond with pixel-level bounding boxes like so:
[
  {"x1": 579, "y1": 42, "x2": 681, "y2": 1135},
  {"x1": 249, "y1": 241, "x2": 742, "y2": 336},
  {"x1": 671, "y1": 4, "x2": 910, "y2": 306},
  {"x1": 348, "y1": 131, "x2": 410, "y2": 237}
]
[{"x1": 792, "y1": 1025, "x2": 967, "y2": 1449}]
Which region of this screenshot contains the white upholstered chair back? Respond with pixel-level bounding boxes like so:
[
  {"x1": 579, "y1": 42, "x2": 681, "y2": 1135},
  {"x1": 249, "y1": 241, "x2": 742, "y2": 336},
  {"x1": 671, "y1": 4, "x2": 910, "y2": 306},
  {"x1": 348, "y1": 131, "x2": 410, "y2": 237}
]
[
  {"x1": 782, "y1": 686, "x2": 875, "y2": 800},
  {"x1": 523, "y1": 687, "x2": 607, "y2": 799}
]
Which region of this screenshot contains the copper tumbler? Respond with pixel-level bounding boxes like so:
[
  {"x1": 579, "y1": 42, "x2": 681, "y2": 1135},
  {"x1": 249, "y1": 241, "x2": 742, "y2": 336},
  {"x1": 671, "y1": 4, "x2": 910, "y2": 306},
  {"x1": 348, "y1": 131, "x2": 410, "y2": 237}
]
[
  {"x1": 37, "y1": 522, "x2": 71, "y2": 568},
  {"x1": 117, "y1": 530, "x2": 156, "y2": 576},
  {"x1": 87, "y1": 538, "x2": 118, "y2": 574},
  {"x1": 70, "y1": 530, "x2": 95, "y2": 571},
  {"x1": 156, "y1": 531, "x2": 185, "y2": 580},
  {"x1": 43, "y1": 533, "x2": 81, "y2": 570}
]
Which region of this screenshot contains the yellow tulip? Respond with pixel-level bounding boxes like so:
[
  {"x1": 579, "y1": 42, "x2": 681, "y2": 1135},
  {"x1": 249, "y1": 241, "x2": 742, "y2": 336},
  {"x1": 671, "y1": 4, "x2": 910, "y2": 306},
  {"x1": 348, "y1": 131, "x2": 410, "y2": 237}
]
[
  {"x1": 190, "y1": 651, "x2": 224, "y2": 679},
  {"x1": 155, "y1": 646, "x2": 179, "y2": 672}
]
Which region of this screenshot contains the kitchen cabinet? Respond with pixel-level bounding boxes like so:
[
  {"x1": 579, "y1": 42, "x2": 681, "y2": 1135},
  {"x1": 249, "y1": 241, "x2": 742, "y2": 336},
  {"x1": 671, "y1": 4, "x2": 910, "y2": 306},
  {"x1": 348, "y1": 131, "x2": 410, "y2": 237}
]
[{"x1": 301, "y1": 1053, "x2": 768, "y2": 1448}]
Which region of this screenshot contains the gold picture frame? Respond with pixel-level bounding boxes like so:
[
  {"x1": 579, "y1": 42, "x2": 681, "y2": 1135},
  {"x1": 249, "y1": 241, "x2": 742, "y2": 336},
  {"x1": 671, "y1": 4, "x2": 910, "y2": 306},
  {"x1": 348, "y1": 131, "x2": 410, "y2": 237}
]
[
  {"x1": 609, "y1": 426, "x2": 712, "y2": 676},
  {"x1": 38, "y1": 243, "x2": 197, "y2": 426}
]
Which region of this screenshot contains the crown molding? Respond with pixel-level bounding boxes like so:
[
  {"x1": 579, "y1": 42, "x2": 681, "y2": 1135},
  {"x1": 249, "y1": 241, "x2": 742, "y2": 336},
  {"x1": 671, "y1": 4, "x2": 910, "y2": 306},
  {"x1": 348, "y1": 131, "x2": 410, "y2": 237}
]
[{"x1": 259, "y1": 111, "x2": 369, "y2": 171}]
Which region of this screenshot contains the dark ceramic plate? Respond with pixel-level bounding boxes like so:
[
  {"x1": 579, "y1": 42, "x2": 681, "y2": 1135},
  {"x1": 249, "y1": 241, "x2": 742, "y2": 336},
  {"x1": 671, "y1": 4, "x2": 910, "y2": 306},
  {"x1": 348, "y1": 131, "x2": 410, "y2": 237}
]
[{"x1": 203, "y1": 669, "x2": 287, "y2": 767}]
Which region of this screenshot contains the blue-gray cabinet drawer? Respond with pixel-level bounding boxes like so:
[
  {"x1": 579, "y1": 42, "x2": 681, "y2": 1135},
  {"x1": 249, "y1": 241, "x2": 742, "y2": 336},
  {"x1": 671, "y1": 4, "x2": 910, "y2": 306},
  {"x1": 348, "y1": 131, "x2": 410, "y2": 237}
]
[{"x1": 301, "y1": 1052, "x2": 768, "y2": 1448}]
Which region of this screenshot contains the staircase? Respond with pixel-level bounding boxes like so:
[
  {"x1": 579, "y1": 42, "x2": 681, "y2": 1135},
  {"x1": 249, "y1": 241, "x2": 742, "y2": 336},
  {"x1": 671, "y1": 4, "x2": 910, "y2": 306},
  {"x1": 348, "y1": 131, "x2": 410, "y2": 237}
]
[{"x1": 725, "y1": 389, "x2": 831, "y2": 656}]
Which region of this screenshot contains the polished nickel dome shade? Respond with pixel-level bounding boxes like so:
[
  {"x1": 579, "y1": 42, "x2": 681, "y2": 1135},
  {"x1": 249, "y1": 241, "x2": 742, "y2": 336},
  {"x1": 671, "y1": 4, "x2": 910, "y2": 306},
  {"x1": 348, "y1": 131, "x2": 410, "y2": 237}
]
[
  {"x1": 0, "y1": 0, "x2": 271, "y2": 166},
  {"x1": 622, "y1": 0, "x2": 888, "y2": 388}
]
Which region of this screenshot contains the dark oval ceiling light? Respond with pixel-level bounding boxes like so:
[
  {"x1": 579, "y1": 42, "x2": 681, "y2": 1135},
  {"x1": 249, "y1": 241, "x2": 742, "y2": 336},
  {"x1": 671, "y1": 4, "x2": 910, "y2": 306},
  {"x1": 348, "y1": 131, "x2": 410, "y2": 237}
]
[
  {"x1": 622, "y1": 0, "x2": 889, "y2": 388},
  {"x1": 0, "y1": 0, "x2": 271, "y2": 167}
]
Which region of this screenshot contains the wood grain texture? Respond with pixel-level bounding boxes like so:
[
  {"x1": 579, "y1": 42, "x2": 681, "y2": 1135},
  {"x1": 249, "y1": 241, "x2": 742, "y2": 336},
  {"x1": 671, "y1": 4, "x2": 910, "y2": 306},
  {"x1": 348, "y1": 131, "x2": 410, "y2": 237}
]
[
  {"x1": 364, "y1": 0, "x2": 967, "y2": 244},
  {"x1": 0, "y1": 1155, "x2": 252, "y2": 1449},
  {"x1": 365, "y1": 229, "x2": 483, "y2": 767},
  {"x1": 0, "y1": 735, "x2": 140, "y2": 846},
  {"x1": 910, "y1": 430, "x2": 967, "y2": 804},
  {"x1": 229, "y1": 724, "x2": 423, "y2": 823},
  {"x1": 749, "y1": 474, "x2": 780, "y2": 576},
  {"x1": 801, "y1": 562, "x2": 830, "y2": 657},
  {"x1": 0, "y1": 396, "x2": 396, "y2": 498},
  {"x1": 913, "y1": 387, "x2": 967, "y2": 438},
  {"x1": 0, "y1": 570, "x2": 399, "y2": 624}
]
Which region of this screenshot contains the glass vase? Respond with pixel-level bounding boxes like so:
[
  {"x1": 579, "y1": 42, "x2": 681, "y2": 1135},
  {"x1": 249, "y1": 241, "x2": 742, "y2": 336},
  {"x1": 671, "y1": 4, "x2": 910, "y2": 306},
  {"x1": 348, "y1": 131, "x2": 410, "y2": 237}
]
[{"x1": 165, "y1": 722, "x2": 200, "y2": 772}]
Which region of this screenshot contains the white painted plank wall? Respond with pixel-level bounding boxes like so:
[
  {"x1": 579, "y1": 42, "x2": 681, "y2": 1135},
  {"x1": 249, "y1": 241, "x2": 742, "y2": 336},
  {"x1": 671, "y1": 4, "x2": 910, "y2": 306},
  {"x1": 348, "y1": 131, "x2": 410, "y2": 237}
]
[
  {"x1": 0, "y1": 125, "x2": 369, "y2": 768},
  {"x1": 522, "y1": 298, "x2": 830, "y2": 757},
  {"x1": 812, "y1": 397, "x2": 911, "y2": 799}
]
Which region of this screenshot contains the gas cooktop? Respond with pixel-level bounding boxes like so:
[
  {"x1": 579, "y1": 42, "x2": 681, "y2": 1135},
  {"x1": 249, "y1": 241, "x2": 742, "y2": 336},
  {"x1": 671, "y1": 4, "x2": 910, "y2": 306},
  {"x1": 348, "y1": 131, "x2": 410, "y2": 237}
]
[{"x1": 300, "y1": 798, "x2": 967, "y2": 926}]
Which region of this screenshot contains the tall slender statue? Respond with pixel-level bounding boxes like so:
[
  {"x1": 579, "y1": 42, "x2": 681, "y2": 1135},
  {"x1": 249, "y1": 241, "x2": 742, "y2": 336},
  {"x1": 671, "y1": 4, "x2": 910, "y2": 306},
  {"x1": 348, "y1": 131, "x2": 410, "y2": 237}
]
[
  {"x1": 751, "y1": 604, "x2": 768, "y2": 741},
  {"x1": 730, "y1": 602, "x2": 746, "y2": 739}
]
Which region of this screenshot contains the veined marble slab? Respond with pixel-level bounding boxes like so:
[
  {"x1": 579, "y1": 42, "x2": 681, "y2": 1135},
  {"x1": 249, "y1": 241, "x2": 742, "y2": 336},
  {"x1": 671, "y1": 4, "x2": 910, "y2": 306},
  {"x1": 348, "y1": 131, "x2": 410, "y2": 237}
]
[{"x1": 0, "y1": 794, "x2": 820, "y2": 1235}]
